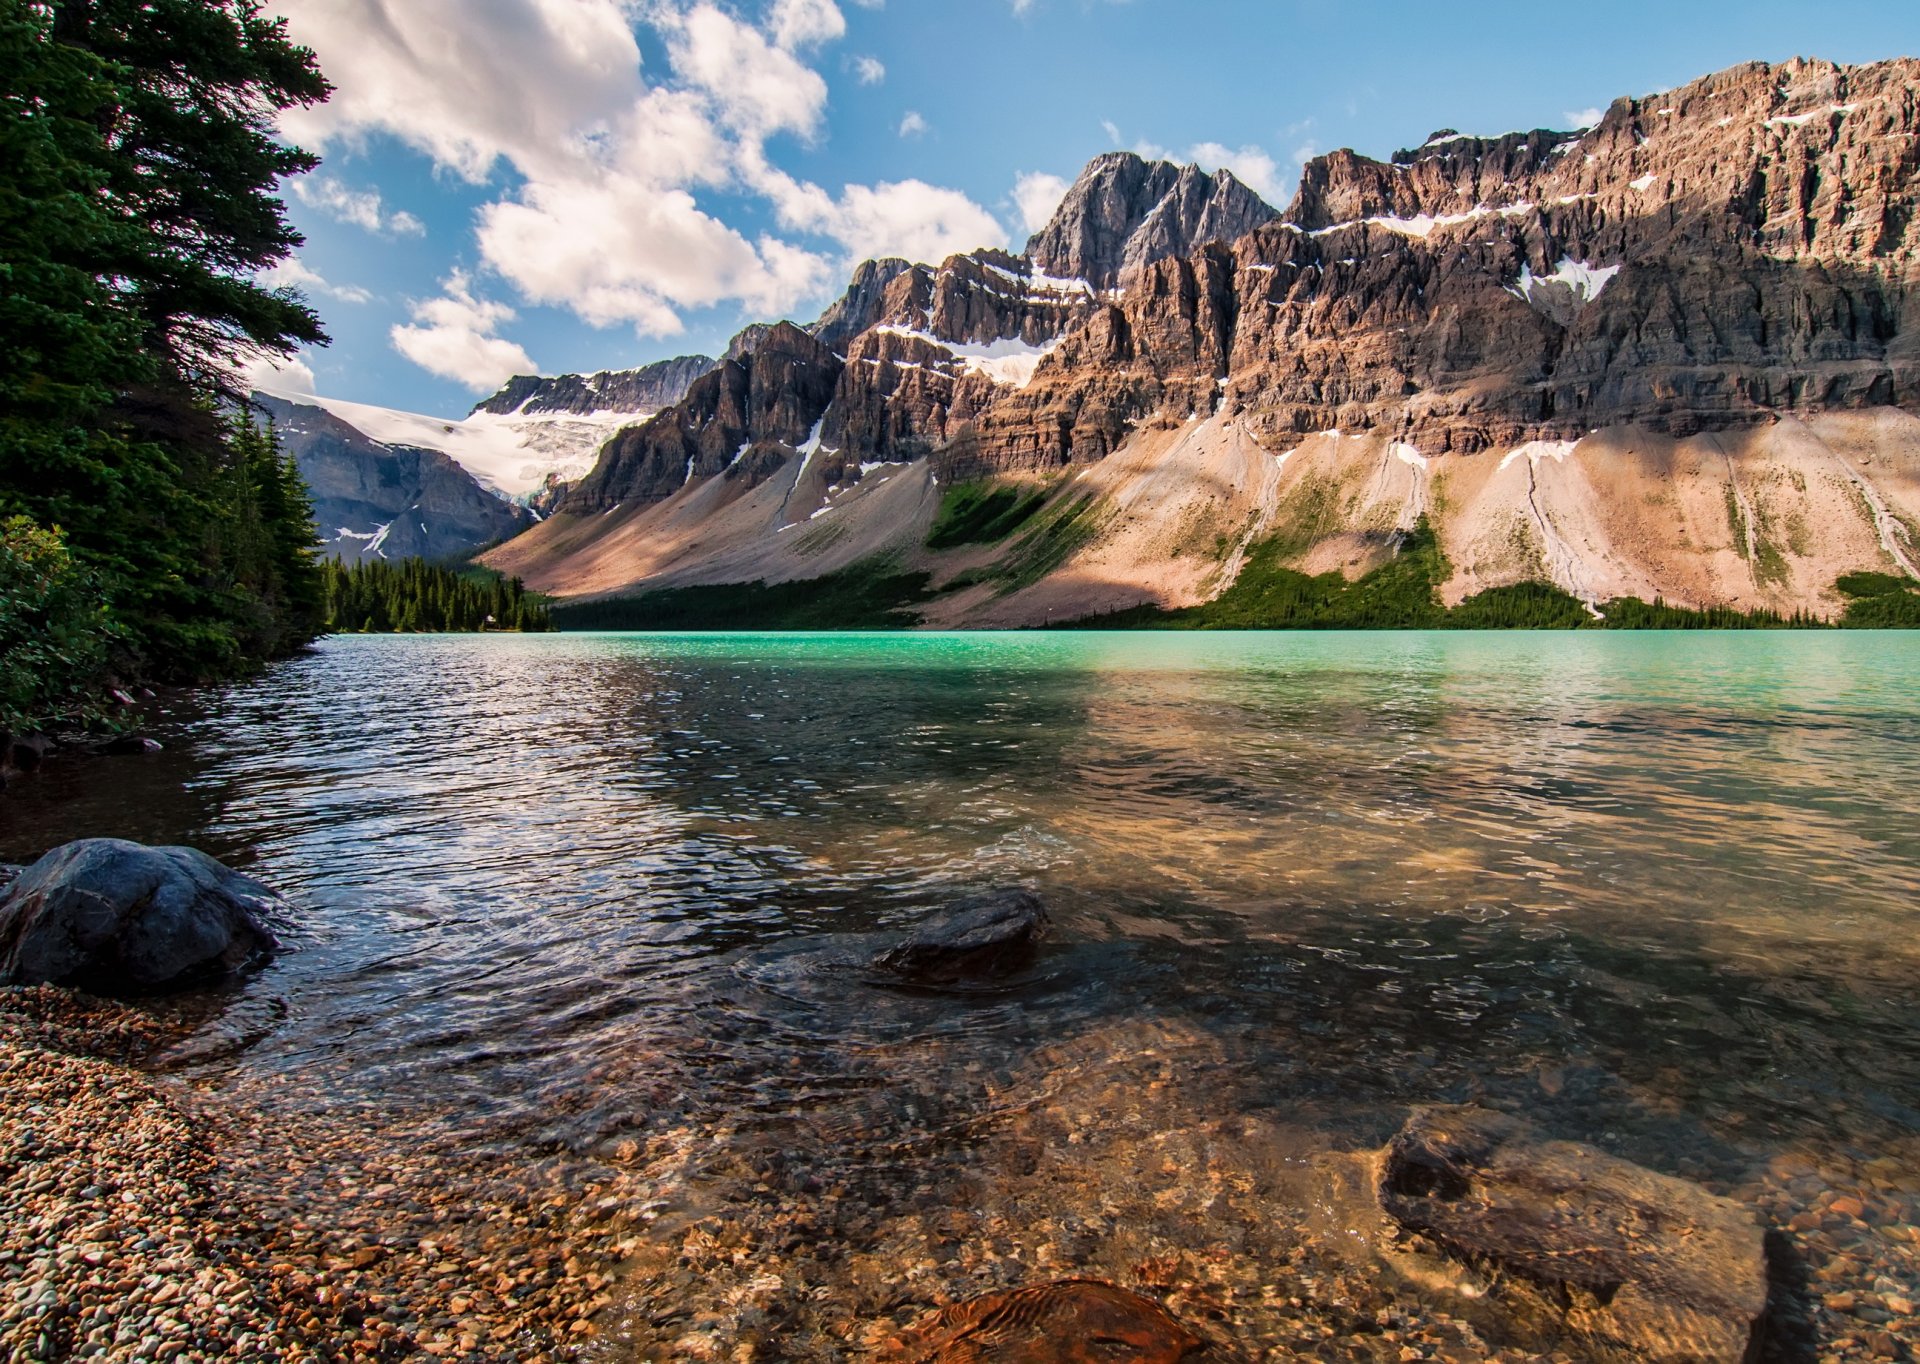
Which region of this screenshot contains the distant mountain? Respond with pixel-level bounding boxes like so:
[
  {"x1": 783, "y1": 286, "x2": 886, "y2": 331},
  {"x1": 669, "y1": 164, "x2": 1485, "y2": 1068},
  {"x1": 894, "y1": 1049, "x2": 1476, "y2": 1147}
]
[
  {"x1": 256, "y1": 393, "x2": 534, "y2": 563},
  {"x1": 471, "y1": 355, "x2": 716, "y2": 419},
  {"x1": 484, "y1": 58, "x2": 1920, "y2": 625}
]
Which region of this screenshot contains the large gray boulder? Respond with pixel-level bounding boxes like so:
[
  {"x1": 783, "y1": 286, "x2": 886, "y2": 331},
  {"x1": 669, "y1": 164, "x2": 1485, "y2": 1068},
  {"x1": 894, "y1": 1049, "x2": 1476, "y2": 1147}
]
[
  {"x1": 1378, "y1": 1106, "x2": 1768, "y2": 1362},
  {"x1": 871, "y1": 888, "x2": 1051, "y2": 984},
  {"x1": 0, "y1": 839, "x2": 282, "y2": 994}
]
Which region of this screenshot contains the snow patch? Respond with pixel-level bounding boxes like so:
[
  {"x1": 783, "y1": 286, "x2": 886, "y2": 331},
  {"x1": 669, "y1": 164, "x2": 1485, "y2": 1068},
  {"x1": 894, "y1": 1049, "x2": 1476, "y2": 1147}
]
[
  {"x1": 1312, "y1": 201, "x2": 1536, "y2": 239},
  {"x1": 1391, "y1": 442, "x2": 1428, "y2": 471},
  {"x1": 1498, "y1": 439, "x2": 1579, "y2": 472},
  {"x1": 1629, "y1": 173, "x2": 1658, "y2": 192},
  {"x1": 1507, "y1": 257, "x2": 1622, "y2": 312}
]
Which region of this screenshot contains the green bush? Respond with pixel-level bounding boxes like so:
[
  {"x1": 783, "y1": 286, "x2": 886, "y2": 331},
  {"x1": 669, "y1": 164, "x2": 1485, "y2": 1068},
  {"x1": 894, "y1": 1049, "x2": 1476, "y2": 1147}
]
[{"x1": 0, "y1": 517, "x2": 121, "y2": 731}]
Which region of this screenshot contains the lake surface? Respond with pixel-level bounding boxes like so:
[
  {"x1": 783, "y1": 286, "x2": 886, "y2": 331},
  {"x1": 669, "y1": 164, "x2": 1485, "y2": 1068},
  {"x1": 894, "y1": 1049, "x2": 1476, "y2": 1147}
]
[{"x1": 7, "y1": 631, "x2": 1920, "y2": 1358}]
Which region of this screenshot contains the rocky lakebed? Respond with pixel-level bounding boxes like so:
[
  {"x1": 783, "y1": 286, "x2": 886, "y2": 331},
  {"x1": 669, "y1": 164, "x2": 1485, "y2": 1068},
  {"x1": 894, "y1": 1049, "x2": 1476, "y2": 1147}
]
[{"x1": 3, "y1": 838, "x2": 1919, "y2": 1363}]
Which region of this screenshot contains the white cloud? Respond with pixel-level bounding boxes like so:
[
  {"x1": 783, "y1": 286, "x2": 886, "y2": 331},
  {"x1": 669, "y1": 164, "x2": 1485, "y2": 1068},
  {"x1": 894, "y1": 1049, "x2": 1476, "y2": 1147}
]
[
  {"x1": 288, "y1": 176, "x2": 426, "y2": 237},
  {"x1": 276, "y1": 0, "x2": 645, "y2": 183},
  {"x1": 272, "y1": 0, "x2": 1001, "y2": 336},
  {"x1": 814, "y1": 180, "x2": 1005, "y2": 265},
  {"x1": 1565, "y1": 106, "x2": 1605, "y2": 128},
  {"x1": 390, "y1": 271, "x2": 538, "y2": 391},
  {"x1": 767, "y1": 0, "x2": 845, "y2": 51},
  {"x1": 851, "y1": 54, "x2": 885, "y2": 84},
  {"x1": 479, "y1": 176, "x2": 829, "y2": 333},
  {"x1": 259, "y1": 257, "x2": 374, "y2": 305},
  {"x1": 238, "y1": 351, "x2": 318, "y2": 397},
  {"x1": 749, "y1": 153, "x2": 1005, "y2": 265},
  {"x1": 661, "y1": 3, "x2": 829, "y2": 140},
  {"x1": 898, "y1": 110, "x2": 927, "y2": 138},
  {"x1": 1291, "y1": 141, "x2": 1319, "y2": 168},
  {"x1": 1012, "y1": 171, "x2": 1069, "y2": 233}
]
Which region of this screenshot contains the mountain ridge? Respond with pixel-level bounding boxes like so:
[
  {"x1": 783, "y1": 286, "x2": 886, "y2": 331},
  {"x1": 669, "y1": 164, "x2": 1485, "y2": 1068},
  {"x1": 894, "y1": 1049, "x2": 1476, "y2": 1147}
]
[{"x1": 470, "y1": 57, "x2": 1920, "y2": 623}]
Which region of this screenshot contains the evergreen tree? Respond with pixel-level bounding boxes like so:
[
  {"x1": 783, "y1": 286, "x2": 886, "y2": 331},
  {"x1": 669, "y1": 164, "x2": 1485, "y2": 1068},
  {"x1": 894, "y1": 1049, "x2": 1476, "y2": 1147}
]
[{"x1": 0, "y1": 0, "x2": 334, "y2": 709}]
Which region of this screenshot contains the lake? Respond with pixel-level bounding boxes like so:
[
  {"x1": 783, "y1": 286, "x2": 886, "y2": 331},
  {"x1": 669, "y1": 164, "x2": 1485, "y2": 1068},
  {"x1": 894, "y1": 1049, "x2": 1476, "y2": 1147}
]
[{"x1": 6, "y1": 630, "x2": 1919, "y2": 1359}]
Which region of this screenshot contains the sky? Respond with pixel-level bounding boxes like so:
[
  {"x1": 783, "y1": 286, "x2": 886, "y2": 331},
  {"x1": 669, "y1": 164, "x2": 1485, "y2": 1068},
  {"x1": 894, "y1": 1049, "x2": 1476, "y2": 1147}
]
[{"x1": 252, "y1": 0, "x2": 1920, "y2": 417}]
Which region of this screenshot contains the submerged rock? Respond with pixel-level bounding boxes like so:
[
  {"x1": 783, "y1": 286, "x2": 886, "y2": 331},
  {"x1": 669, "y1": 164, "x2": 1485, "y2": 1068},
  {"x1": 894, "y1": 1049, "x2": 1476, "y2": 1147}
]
[
  {"x1": 0, "y1": 838, "x2": 282, "y2": 995},
  {"x1": 1378, "y1": 1106, "x2": 1768, "y2": 1363},
  {"x1": 882, "y1": 1279, "x2": 1211, "y2": 1363},
  {"x1": 871, "y1": 888, "x2": 1050, "y2": 984}
]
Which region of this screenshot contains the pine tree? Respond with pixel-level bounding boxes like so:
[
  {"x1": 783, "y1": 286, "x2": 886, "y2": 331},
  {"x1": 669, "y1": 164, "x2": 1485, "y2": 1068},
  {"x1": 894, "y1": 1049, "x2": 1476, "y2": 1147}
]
[{"x1": 0, "y1": 0, "x2": 334, "y2": 702}]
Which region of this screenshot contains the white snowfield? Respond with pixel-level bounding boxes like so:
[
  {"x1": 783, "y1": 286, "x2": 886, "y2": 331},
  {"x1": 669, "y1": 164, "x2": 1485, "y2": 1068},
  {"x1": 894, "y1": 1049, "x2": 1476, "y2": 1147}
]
[
  {"x1": 256, "y1": 384, "x2": 654, "y2": 501},
  {"x1": 869, "y1": 325, "x2": 1062, "y2": 389}
]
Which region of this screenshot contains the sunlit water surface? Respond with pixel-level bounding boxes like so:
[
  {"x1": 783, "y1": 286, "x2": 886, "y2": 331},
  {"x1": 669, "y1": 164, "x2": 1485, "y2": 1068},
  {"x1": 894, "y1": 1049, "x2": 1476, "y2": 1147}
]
[{"x1": 7, "y1": 631, "x2": 1920, "y2": 1354}]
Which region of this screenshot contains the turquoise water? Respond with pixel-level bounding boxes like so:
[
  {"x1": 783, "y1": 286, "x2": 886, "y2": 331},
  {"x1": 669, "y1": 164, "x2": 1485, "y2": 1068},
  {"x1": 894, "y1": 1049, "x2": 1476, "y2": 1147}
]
[{"x1": 6, "y1": 630, "x2": 1919, "y2": 1355}]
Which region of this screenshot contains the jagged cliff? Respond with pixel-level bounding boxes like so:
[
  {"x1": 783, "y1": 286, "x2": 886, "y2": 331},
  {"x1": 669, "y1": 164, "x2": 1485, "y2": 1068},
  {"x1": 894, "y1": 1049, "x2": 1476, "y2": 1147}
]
[{"x1": 486, "y1": 58, "x2": 1920, "y2": 624}]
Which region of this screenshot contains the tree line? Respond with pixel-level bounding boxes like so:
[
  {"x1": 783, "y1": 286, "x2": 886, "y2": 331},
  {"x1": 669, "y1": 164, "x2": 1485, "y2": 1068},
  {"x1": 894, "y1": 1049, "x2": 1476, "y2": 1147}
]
[
  {"x1": 323, "y1": 560, "x2": 552, "y2": 635},
  {"x1": 1, "y1": 0, "x2": 331, "y2": 730}
]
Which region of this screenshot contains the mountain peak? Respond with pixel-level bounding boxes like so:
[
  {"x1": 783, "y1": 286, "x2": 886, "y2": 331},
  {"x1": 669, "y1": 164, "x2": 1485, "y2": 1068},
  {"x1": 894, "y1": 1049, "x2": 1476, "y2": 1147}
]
[{"x1": 1025, "y1": 151, "x2": 1276, "y2": 290}]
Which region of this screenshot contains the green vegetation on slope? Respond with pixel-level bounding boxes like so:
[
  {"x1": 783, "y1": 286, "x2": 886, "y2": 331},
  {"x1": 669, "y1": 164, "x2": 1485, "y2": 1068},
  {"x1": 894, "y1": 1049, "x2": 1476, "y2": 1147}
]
[
  {"x1": 551, "y1": 559, "x2": 935, "y2": 631},
  {"x1": 925, "y1": 482, "x2": 1047, "y2": 549},
  {"x1": 1835, "y1": 571, "x2": 1920, "y2": 628},
  {"x1": 323, "y1": 560, "x2": 552, "y2": 634},
  {"x1": 1058, "y1": 519, "x2": 1837, "y2": 630},
  {"x1": 1066, "y1": 520, "x2": 1450, "y2": 629},
  {"x1": 0, "y1": 1, "x2": 332, "y2": 727}
]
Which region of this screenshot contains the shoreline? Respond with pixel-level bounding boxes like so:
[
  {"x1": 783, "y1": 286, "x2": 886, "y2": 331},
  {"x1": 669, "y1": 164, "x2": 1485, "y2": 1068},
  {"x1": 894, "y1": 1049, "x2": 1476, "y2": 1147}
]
[
  {"x1": 0, "y1": 987, "x2": 637, "y2": 1361},
  {"x1": 6, "y1": 981, "x2": 1920, "y2": 1362}
]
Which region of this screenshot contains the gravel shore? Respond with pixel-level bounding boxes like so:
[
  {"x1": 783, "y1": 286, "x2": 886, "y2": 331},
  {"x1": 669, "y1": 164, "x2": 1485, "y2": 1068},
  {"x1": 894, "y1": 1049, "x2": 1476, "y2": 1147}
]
[
  {"x1": 0, "y1": 988, "x2": 646, "y2": 1362},
  {"x1": 6, "y1": 991, "x2": 1918, "y2": 1362}
]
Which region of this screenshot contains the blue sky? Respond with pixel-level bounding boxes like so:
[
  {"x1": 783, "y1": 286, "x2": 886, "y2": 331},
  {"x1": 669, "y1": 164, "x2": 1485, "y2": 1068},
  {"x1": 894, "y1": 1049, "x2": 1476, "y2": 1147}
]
[{"x1": 256, "y1": 0, "x2": 1920, "y2": 416}]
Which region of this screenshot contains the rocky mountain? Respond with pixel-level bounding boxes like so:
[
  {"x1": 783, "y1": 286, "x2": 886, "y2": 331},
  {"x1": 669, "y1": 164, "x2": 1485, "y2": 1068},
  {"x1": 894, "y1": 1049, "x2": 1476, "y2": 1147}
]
[
  {"x1": 257, "y1": 393, "x2": 534, "y2": 564},
  {"x1": 1024, "y1": 152, "x2": 1278, "y2": 290},
  {"x1": 486, "y1": 58, "x2": 1920, "y2": 624},
  {"x1": 471, "y1": 355, "x2": 715, "y2": 419}
]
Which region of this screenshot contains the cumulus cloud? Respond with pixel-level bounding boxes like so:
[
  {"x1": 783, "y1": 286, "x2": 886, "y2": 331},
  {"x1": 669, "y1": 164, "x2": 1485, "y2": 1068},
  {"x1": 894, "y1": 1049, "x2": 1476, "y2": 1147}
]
[
  {"x1": 277, "y1": 0, "x2": 645, "y2": 183},
  {"x1": 288, "y1": 176, "x2": 425, "y2": 237},
  {"x1": 390, "y1": 272, "x2": 538, "y2": 390},
  {"x1": 259, "y1": 256, "x2": 374, "y2": 305},
  {"x1": 851, "y1": 54, "x2": 885, "y2": 84},
  {"x1": 479, "y1": 177, "x2": 830, "y2": 334},
  {"x1": 660, "y1": 3, "x2": 829, "y2": 141},
  {"x1": 749, "y1": 153, "x2": 1005, "y2": 265},
  {"x1": 767, "y1": 0, "x2": 845, "y2": 51},
  {"x1": 897, "y1": 110, "x2": 927, "y2": 138},
  {"x1": 1011, "y1": 171, "x2": 1069, "y2": 233},
  {"x1": 1565, "y1": 106, "x2": 1606, "y2": 128},
  {"x1": 237, "y1": 350, "x2": 318, "y2": 397},
  {"x1": 271, "y1": 0, "x2": 1005, "y2": 336}
]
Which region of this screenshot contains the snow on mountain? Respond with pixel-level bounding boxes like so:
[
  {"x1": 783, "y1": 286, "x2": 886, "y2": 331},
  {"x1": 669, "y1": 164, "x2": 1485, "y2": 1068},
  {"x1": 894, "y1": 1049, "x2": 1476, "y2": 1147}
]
[{"x1": 254, "y1": 383, "x2": 654, "y2": 501}]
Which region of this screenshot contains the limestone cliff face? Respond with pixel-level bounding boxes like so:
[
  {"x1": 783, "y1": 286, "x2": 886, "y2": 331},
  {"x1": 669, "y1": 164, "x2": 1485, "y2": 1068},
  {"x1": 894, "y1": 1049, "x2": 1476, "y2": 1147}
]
[
  {"x1": 968, "y1": 57, "x2": 1920, "y2": 474},
  {"x1": 561, "y1": 324, "x2": 841, "y2": 512},
  {"x1": 487, "y1": 58, "x2": 1920, "y2": 620}
]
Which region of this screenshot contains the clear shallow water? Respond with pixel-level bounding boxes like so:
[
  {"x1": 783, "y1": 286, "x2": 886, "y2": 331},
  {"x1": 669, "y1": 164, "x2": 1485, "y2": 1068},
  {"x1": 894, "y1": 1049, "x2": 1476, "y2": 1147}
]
[{"x1": 7, "y1": 631, "x2": 1920, "y2": 1353}]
